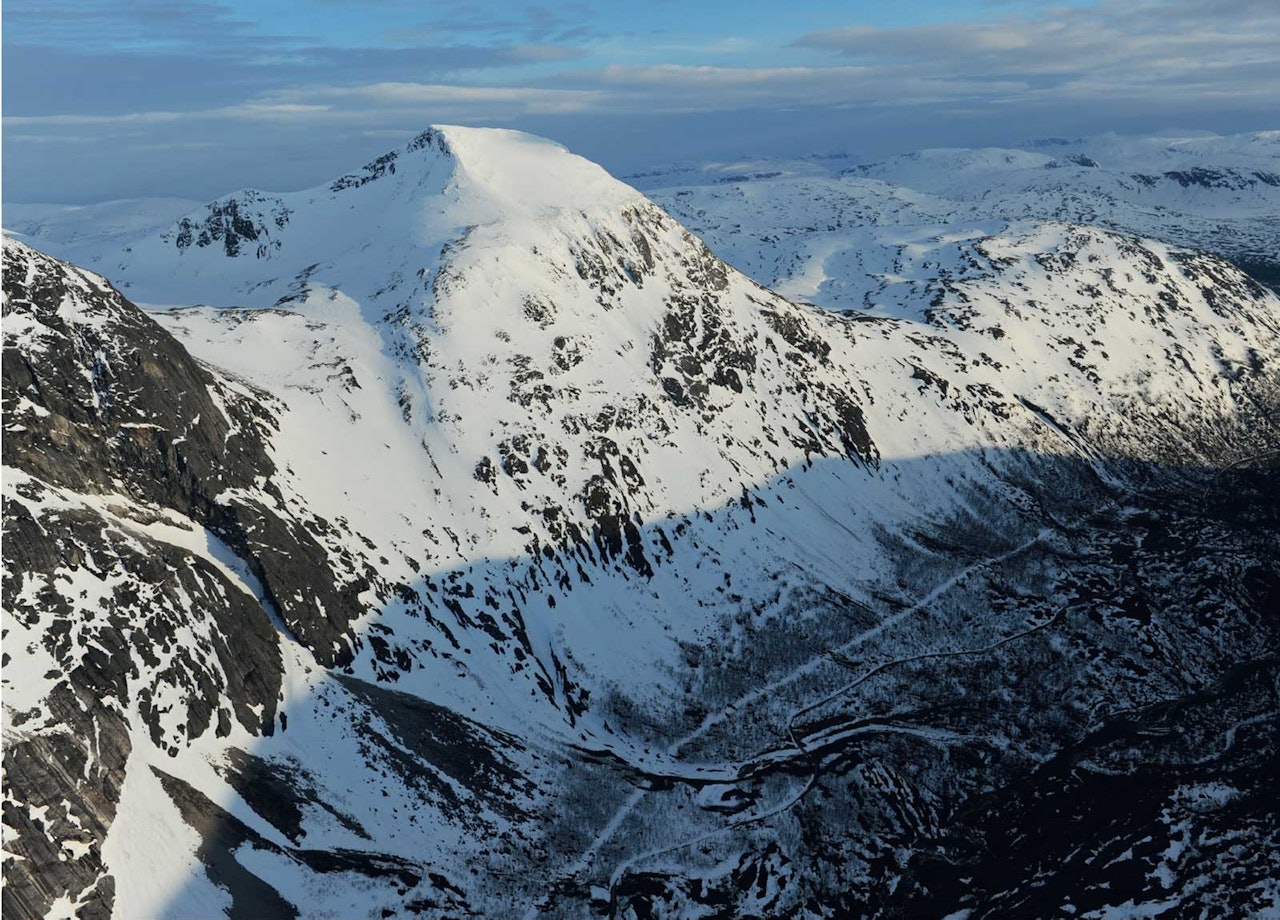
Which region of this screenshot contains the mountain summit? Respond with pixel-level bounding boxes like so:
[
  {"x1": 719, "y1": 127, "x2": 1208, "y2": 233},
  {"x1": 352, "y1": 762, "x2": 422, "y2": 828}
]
[{"x1": 111, "y1": 126, "x2": 645, "y2": 308}]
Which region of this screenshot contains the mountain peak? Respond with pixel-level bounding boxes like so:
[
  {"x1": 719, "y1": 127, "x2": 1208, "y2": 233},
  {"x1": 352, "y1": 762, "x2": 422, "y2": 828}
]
[
  {"x1": 328, "y1": 125, "x2": 641, "y2": 216},
  {"x1": 109, "y1": 126, "x2": 648, "y2": 306}
]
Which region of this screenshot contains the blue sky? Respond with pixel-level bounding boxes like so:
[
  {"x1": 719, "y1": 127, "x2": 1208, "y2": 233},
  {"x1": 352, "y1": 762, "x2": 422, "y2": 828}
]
[{"x1": 4, "y1": 0, "x2": 1278, "y2": 203}]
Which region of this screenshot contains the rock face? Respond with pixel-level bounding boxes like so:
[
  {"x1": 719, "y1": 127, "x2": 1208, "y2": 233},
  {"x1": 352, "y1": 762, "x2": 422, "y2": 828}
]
[
  {"x1": 3, "y1": 127, "x2": 1280, "y2": 919},
  {"x1": 2, "y1": 241, "x2": 293, "y2": 917},
  {"x1": 3, "y1": 242, "x2": 374, "y2": 668}
]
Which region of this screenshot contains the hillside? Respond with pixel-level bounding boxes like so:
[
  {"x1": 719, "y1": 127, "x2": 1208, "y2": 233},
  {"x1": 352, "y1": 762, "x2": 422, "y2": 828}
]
[{"x1": 647, "y1": 131, "x2": 1280, "y2": 313}]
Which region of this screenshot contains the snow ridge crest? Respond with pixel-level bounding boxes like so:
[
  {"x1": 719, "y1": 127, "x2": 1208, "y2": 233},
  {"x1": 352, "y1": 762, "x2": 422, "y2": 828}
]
[{"x1": 329, "y1": 125, "x2": 641, "y2": 215}]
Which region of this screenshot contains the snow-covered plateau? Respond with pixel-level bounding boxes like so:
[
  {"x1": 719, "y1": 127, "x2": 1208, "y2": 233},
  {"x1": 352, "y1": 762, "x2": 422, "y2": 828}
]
[{"x1": 3, "y1": 126, "x2": 1278, "y2": 919}]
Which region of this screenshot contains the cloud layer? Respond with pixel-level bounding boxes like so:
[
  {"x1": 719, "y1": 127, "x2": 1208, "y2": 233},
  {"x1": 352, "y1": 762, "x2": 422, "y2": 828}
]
[
  {"x1": 795, "y1": 0, "x2": 1280, "y2": 108},
  {"x1": 4, "y1": 0, "x2": 1278, "y2": 202}
]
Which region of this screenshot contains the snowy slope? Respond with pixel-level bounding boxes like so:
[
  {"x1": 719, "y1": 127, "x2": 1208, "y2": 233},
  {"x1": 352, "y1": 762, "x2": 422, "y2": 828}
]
[
  {"x1": 1016, "y1": 129, "x2": 1280, "y2": 173},
  {"x1": 5, "y1": 127, "x2": 1280, "y2": 919},
  {"x1": 649, "y1": 130, "x2": 1280, "y2": 313},
  {"x1": 101, "y1": 126, "x2": 1279, "y2": 706},
  {"x1": 2, "y1": 236, "x2": 552, "y2": 919},
  {"x1": 2, "y1": 198, "x2": 203, "y2": 261}
]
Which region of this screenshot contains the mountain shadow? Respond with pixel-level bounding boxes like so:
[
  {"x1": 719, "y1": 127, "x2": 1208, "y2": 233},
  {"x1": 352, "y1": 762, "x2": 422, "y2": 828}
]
[{"x1": 129, "y1": 444, "x2": 1280, "y2": 920}]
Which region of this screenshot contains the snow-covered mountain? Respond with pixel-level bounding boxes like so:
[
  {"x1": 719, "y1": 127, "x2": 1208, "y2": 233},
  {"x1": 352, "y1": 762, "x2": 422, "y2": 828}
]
[
  {"x1": 646, "y1": 130, "x2": 1280, "y2": 314},
  {"x1": 4, "y1": 127, "x2": 1279, "y2": 919},
  {"x1": 3, "y1": 199, "x2": 204, "y2": 257}
]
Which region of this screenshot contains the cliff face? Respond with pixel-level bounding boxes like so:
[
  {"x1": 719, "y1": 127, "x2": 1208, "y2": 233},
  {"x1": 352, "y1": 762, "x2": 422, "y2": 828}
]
[{"x1": 2, "y1": 239, "x2": 288, "y2": 917}]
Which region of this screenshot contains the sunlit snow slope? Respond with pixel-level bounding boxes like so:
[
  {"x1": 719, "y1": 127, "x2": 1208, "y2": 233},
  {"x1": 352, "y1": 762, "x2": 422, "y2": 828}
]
[{"x1": 646, "y1": 130, "x2": 1280, "y2": 313}]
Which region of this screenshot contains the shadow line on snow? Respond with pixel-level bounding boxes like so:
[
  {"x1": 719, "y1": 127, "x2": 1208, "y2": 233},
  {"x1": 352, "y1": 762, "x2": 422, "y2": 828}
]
[{"x1": 147, "y1": 442, "x2": 1280, "y2": 918}]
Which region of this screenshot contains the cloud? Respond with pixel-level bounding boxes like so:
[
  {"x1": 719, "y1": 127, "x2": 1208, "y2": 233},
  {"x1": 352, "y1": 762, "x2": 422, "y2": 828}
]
[
  {"x1": 794, "y1": 0, "x2": 1280, "y2": 107},
  {"x1": 13, "y1": 0, "x2": 1275, "y2": 129},
  {"x1": 5, "y1": 134, "x2": 96, "y2": 144},
  {"x1": 504, "y1": 44, "x2": 586, "y2": 63},
  {"x1": 3, "y1": 84, "x2": 602, "y2": 134},
  {"x1": 1, "y1": 0, "x2": 590, "y2": 119},
  {"x1": 268, "y1": 82, "x2": 603, "y2": 115},
  {"x1": 386, "y1": 2, "x2": 600, "y2": 44},
  {"x1": 556, "y1": 64, "x2": 1028, "y2": 111},
  {"x1": 1, "y1": 41, "x2": 591, "y2": 119},
  {"x1": 650, "y1": 37, "x2": 760, "y2": 56},
  {"x1": 3, "y1": 0, "x2": 270, "y2": 50},
  {"x1": 4, "y1": 0, "x2": 1278, "y2": 204},
  {"x1": 4, "y1": 104, "x2": 336, "y2": 127},
  {"x1": 4, "y1": 67, "x2": 1029, "y2": 136}
]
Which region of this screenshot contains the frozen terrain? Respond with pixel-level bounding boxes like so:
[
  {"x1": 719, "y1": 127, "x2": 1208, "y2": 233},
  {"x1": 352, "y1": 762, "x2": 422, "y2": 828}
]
[
  {"x1": 642, "y1": 130, "x2": 1280, "y2": 313},
  {"x1": 3, "y1": 199, "x2": 204, "y2": 259},
  {"x1": 3, "y1": 127, "x2": 1279, "y2": 918}
]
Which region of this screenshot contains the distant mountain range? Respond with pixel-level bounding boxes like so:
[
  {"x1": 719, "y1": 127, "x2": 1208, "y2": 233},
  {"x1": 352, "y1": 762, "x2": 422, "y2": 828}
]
[
  {"x1": 4, "y1": 127, "x2": 1278, "y2": 919},
  {"x1": 637, "y1": 131, "x2": 1280, "y2": 314}
]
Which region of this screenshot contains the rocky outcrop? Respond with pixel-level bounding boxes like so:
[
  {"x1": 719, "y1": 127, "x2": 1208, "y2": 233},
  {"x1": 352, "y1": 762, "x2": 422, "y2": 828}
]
[
  {"x1": 3, "y1": 239, "x2": 370, "y2": 665},
  {"x1": 2, "y1": 239, "x2": 369, "y2": 918}
]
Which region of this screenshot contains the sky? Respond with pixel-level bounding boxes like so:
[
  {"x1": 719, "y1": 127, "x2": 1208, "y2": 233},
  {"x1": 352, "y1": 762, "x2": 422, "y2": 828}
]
[{"x1": 4, "y1": 0, "x2": 1279, "y2": 203}]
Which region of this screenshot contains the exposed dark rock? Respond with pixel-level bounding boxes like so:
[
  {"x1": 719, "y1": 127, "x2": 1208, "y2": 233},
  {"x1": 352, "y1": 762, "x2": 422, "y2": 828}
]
[
  {"x1": 3, "y1": 240, "x2": 371, "y2": 665},
  {"x1": 1, "y1": 239, "x2": 378, "y2": 917}
]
